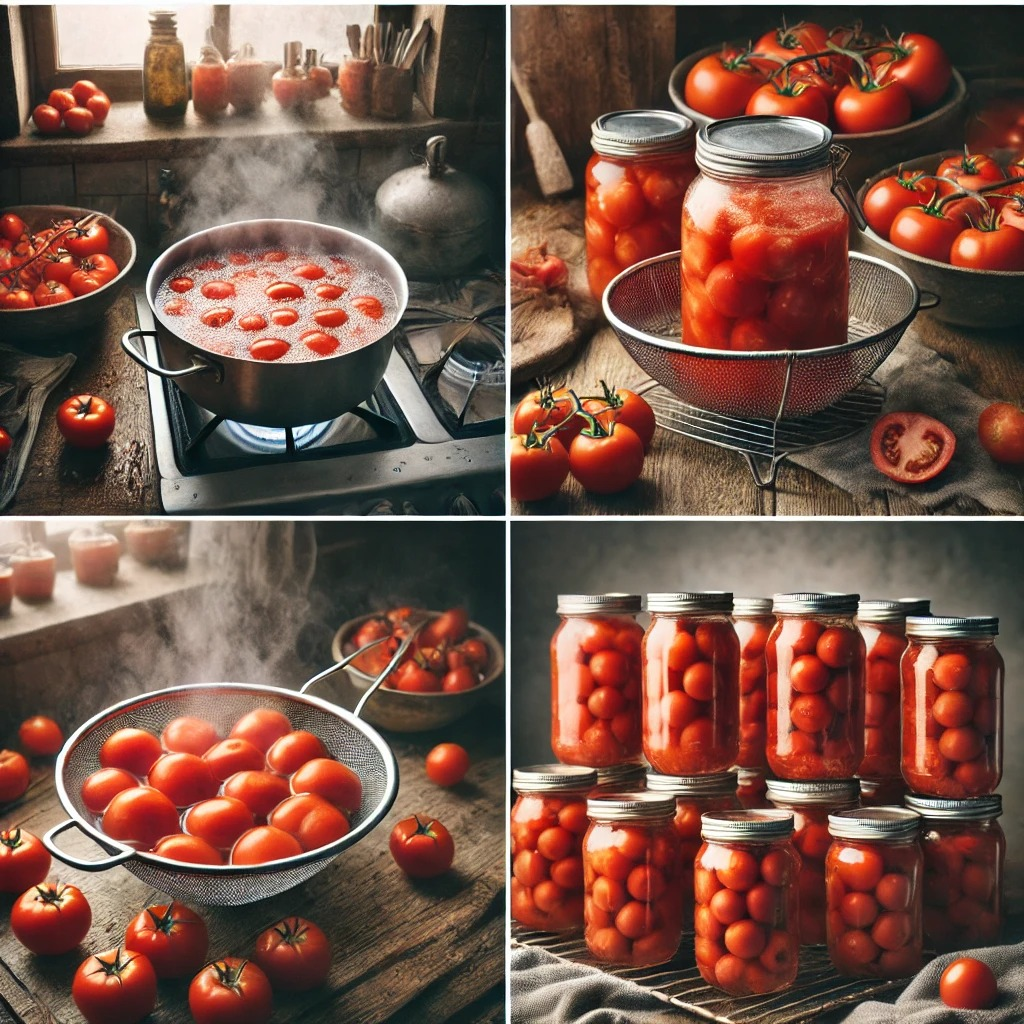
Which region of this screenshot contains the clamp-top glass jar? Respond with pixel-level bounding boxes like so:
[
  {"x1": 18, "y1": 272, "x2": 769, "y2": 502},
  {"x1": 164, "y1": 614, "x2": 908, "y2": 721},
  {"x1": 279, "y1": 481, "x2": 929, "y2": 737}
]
[
  {"x1": 143, "y1": 10, "x2": 188, "y2": 121},
  {"x1": 766, "y1": 593, "x2": 864, "y2": 779},
  {"x1": 732, "y1": 597, "x2": 773, "y2": 770},
  {"x1": 681, "y1": 116, "x2": 854, "y2": 351},
  {"x1": 551, "y1": 594, "x2": 644, "y2": 767},
  {"x1": 901, "y1": 617, "x2": 1002, "y2": 797},
  {"x1": 585, "y1": 110, "x2": 697, "y2": 301},
  {"x1": 642, "y1": 592, "x2": 739, "y2": 775}
]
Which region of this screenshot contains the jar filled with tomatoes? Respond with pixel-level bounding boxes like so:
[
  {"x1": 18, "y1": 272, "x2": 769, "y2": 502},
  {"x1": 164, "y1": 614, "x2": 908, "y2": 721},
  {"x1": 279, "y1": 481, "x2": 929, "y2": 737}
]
[
  {"x1": 901, "y1": 617, "x2": 1002, "y2": 798},
  {"x1": 732, "y1": 597, "x2": 773, "y2": 770},
  {"x1": 766, "y1": 593, "x2": 865, "y2": 780},
  {"x1": 591, "y1": 762, "x2": 647, "y2": 795},
  {"x1": 736, "y1": 767, "x2": 771, "y2": 809},
  {"x1": 192, "y1": 35, "x2": 229, "y2": 120},
  {"x1": 585, "y1": 109, "x2": 697, "y2": 302},
  {"x1": 694, "y1": 809, "x2": 800, "y2": 995},
  {"x1": 681, "y1": 116, "x2": 853, "y2": 351},
  {"x1": 10, "y1": 545, "x2": 56, "y2": 603},
  {"x1": 582, "y1": 792, "x2": 682, "y2": 967},
  {"x1": 68, "y1": 527, "x2": 121, "y2": 588},
  {"x1": 511, "y1": 765, "x2": 597, "y2": 933},
  {"x1": 642, "y1": 592, "x2": 739, "y2": 775},
  {"x1": 905, "y1": 793, "x2": 1004, "y2": 951},
  {"x1": 825, "y1": 807, "x2": 923, "y2": 979},
  {"x1": 766, "y1": 779, "x2": 858, "y2": 946},
  {"x1": 551, "y1": 594, "x2": 644, "y2": 767}
]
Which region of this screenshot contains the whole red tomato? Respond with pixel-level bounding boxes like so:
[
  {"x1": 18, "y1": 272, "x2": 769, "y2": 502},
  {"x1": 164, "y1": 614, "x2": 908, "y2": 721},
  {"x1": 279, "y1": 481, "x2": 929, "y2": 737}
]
[
  {"x1": 48, "y1": 88, "x2": 76, "y2": 111},
  {"x1": 745, "y1": 79, "x2": 830, "y2": 124},
  {"x1": 290, "y1": 758, "x2": 362, "y2": 814},
  {"x1": 0, "y1": 212, "x2": 27, "y2": 242},
  {"x1": 80, "y1": 767, "x2": 137, "y2": 815},
  {"x1": 510, "y1": 432, "x2": 569, "y2": 502},
  {"x1": 189, "y1": 958, "x2": 273, "y2": 1024},
  {"x1": 568, "y1": 420, "x2": 645, "y2": 494},
  {"x1": 873, "y1": 32, "x2": 952, "y2": 110},
  {"x1": 939, "y1": 957, "x2": 998, "y2": 1010},
  {"x1": 0, "y1": 828, "x2": 50, "y2": 892},
  {"x1": 936, "y1": 151, "x2": 1005, "y2": 194},
  {"x1": 889, "y1": 203, "x2": 964, "y2": 263},
  {"x1": 56, "y1": 394, "x2": 115, "y2": 448},
  {"x1": 0, "y1": 426, "x2": 12, "y2": 459},
  {"x1": 950, "y1": 221, "x2": 1024, "y2": 271},
  {"x1": 389, "y1": 814, "x2": 455, "y2": 877},
  {"x1": 512, "y1": 384, "x2": 580, "y2": 440},
  {"x1": 31, "y1": 103, "x2": 63, "y2": 134},
  {"x1": 228, "y1": 707, "x2": 291, "y2": 753},
  {"x1": 862, "y1": 169, "x2": 933, "y2": 237},
  {"x1": 0, "y1": 749, "x2": 30, "y2": 803},
  {"x1": 870, "y1": 412, "x2": 956, "y2": 484},
  {"x1": 63, "y1": 106, "x2": 94, "y2": 136},
  {"x1": 833, "y1": 78, "x2": 912, "y2": 134},
  {"x1": 420, "y1": 607, "x2": 470, "y2": 648},
  {"x1": 71, "y1": 79, "x2": 102, "y2": 105},
  {"x1": 72, "y1": 947, "x2": 157, "y2": 1024},
  {"x1": 684, "y1": 48, "x2": 765, "y2": 119},
  {"x1": 753, "y1": 21, "x2": 829, "y2": 71},
  {"x1": 85, "y1": 93, "x2": 111, "y2": 125},
  {"x1": 268, "y1": 793, "x2": 350, "y2": 852},
  {"x1": 102, "y1": 786, "x2": 181, "y2": 849},
  {"x1": 582, "y1": 383, "x2": 656, "y2": 451},
  {"x1": 253, "y1": 917, "x2": 331, "y2": 992},
  {"x1": 425, "y1": 743, "x2": 470, "y2": 787},
  {"x1": 64, "y1": 222, "x2": 109, "y2": 259},
  {"x1": 0, "y1": 287, "x2": 35, "y2": 310},
  {"x1": 31, "y1": 280, "x2": 72, "y2": 308},
  {"x1": 978, "y1": 402, "x2": 1024, "y2": 464},
  {"x1": 18, "y1": 715, "x2": 64, "y2": 756},
  {"x1": 99, "y1": 727, "x2": 162, "y2": 776},
  {"x1": 11, "y1": 882, "x2": 92, "y2": 955},
  {"x1": 443, "y1": 665, "x2": 478, "y2": 692},
  {"x1": 124, "y1": 902, "x2": 209, "y2": 979},
  {"x1": 393, "y1": 659, "x2": 443, "y2": 692}
]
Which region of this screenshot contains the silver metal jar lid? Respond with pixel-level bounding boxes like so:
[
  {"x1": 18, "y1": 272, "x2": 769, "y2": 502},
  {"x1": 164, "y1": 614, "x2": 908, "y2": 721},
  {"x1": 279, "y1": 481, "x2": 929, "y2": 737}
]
[
  {"x1": 828, "y1": 807, "x2": 921, "y2": 841},
  {"x1": 513, "y1": 765, "x2": 598, "y2": 793},
  {"x1": 591, "y1": 109, "x2": 695, "y2": 159},
  {"x1": 696, "y1": 116, "x2": 833, "y2": 178},
  {"x1": 905, "y1": 616, "x2": 998, "y2": 638},
  {"x1": 736, "y1": 767, "x2": 766, "y2": 785},
  {"x1": 898, "y1": 598, "x2": 932, "y2": 616},
  {"x1": 557, "y1": 594, "x2": 642, "y2": 615},
  {"x1": 647, "y1": 771, "x2": 736, "y2": 798},
  {"x1": 700, "y1": 809, "x2": 794, "y2": 842},
  {"x1": 905, "y1": 794, "x2": 1002, "y2": 821},
  {"x1": 857, "y1": 599, "x2": 910, "y2": 624},
  {"x1": 733, "y1": 597, "x2": 773, "y2": 617},
  {"x1": 766, "y1": 778, "x2": 860, "y2": 806},
  {"x1": 587, "y1": 791, "x2": 676, "y2": 822},
  {"x1": 647, "y1": 592, "x2": 733, "y2": 614},
  {"x1": 594, "y1": 763, "x2": 648, "y2": 790},
  {"x1": 773, "y1": 592, "x2": 860, "y2": 615}
]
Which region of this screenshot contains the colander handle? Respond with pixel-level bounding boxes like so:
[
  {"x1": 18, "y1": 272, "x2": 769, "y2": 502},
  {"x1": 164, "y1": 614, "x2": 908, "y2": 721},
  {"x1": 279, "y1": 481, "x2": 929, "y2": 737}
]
[{"x1": 42, "y1": 819, "x2": 136, "y2": 871}]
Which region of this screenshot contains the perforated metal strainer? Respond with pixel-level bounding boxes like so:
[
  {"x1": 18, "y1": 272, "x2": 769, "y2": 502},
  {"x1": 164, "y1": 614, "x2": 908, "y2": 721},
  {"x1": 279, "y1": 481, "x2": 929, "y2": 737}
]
[{"x1": 604, "y1": 252, "x2": 931, "y2": 420}]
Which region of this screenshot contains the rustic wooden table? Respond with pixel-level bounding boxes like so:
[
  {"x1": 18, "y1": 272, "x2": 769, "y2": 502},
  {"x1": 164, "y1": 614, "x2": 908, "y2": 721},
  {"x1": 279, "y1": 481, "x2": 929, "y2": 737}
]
[{"x1": 511, "y1": 190, "x2": 1024, "y2": 517}]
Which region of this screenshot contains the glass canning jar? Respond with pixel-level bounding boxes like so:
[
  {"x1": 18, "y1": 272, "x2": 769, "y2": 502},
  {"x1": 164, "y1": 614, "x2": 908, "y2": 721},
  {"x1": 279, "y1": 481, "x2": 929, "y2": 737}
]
[
  {"x1": 551, "y1": 594, "x2": 644, "y2": 767},
  {"x1": 902, "y1": 617, "x2": 1002, "y2": 798},
  {"x1": 766, "y1": 593, "x2": 865, "y2": 779},
  {"x1": 642, "y1": 592, "x2": 739, "y2": 775},
  {"x1": 143, "y1": 10, "x2": 188, "y2": 121},
  {"x1": 736, "y1": 767, "x2": 770, "y2": 809},
  {"x1": 732, "y1": 597, "x2": 773, "y2": 769},
  {"x1": 766, "y1": 779, "x2": 859, "y2": 946},
  {"x1": 585, "y1": 109, "x2": 697, "y2": 301},
  {"x1": 905, "y1": 794, "x2": 1004, "y2": 951},
  {"x1": 68, "y1": 528, "x2": 121, "y2": 588},
  {"x1": 825, "y1": 807, "x2": 923, "y2": 979},
  {"x1": 10, "y1": 546, "x2": 56, "y2": 603},
  {"x1": 694, "y1": 809, "x2": 800, "y2": 996},
  {"x1": 591, "y1": 763, "x2": 647, "y2": 795},
  {"x1": 192, "y1": 37, "x2": 229, "y2": 120},
  {"x1": 583, "y1": 792, "x2": 682, "y2": 967},
  {"x1": 511, "y1": 765, "x2": 597, "y2": 933},
  {"x1": 681, "y1": 116, "x2": 854, "y2": 351}
]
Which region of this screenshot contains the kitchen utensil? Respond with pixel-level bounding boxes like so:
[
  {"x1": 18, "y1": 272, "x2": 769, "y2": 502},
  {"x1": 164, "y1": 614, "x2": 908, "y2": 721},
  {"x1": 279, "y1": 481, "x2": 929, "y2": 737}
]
[
  {"x1": 399, "y1": 19, "x2": 431, "y2": 71},
  {"x1": 121, "y1": 218, "x2": 408, "y2": 428},
  {"x1": 604, "y1": 252, "x2": 928, "y2": 420},
  {"x1": 393, "y1": 28, "x2": 411, "y2": 65},
  {"x1": 41, "y1": 632, "x2": 415, "y2": 906},
  {"x1": 362, "y1": 23, "x2": 372, "y2": 61},
  {"x1": 375, "y1": 136, "x2": 494, "y2": 279},
  {"x1": 346, "y1": 24, "x2": 361, "y2": 58},
  {"x1": 511, "y1": 61, "x2": 574, "y2": 199}
]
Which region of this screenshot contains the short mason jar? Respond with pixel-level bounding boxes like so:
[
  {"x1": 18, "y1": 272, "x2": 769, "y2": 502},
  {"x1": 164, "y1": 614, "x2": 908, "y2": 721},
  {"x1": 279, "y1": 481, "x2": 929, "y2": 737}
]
[
  {"x1": 582, "y1": 792, "x2": 682, "y2": 967},
  {"x1": 766, "y1": 593, "x2": 865, "y2": 779},
  {"x1": 511, "y1": 765, "x2": 597, "y2": 933},
  {"x1": 766, "y1": 778, "x2": 859, "y2": 945},
  {"x1": 591, "y1": 762, "x2": 647, "y2": 795},
  {"x1": 902, "y1": 617, "x2": 1002, "y2": 798},
  {"x1": 732, "y1": 597, "x2": 773, "y2": 769},
  {"x1": 694, "y1": 809, "x2": 800, "y2": 996},
  {"x1": 906, "y1": 793, "x2": 1004, "y2": 951},
  {"x1": 642, "y1": 592, "x2": 739, "y2": 775},
  {"x1": 681, "y1": 116, "x2": 853, "y2": 351},
  {"x1": 551, "y1": 594, "x2": 644, "y2": 767},
  {"x1": 736, "y1": 767, "x2": 771, "y2": 809},
  {"x1": 585, "y1": 109, "x2": 697, "y2": 301},
  {"x1": 825, "y1": 807, "x2": 923, "y2": 979}
]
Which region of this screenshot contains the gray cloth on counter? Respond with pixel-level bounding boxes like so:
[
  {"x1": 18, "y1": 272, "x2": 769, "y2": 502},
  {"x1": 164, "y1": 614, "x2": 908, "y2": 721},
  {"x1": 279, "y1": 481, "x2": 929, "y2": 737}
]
[{"x1": 791, "y1": 329, "x2": 1024, "y2": 515}]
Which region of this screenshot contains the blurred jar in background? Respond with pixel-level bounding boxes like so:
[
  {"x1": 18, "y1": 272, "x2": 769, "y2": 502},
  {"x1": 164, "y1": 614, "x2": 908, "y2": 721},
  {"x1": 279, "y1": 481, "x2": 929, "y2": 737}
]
[
  {"x1": 10, "y1": 545, "x2": 56, "y2": 603},
  {"x1": 124, "y1": 520, "x2": 188, "y2": 569},
  {"x1": 192, "y1": 33, "x2": 229, "y2": 120},
  {"x1": 227, "y1": 42, "x2": 268, "y2": 113},
  {"x1": 69, "y1": 527, "x2": 121, "y2": 588}
]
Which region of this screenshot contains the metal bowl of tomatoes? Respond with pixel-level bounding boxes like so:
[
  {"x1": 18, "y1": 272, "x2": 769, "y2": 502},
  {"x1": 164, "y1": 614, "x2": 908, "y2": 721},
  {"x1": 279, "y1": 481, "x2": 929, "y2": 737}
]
[
  {"x1": 331, "y1": 609, "x2": 504, "y2": 733},
  {"x1": 0, "y1": 205, "x2": 137, "y2": 344}
]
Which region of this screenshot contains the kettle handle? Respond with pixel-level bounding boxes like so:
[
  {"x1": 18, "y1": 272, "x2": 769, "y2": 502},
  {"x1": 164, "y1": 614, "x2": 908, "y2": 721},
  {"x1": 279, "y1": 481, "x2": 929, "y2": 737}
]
[{"x1": 425, "y1": 135, "x2": 447, "y2": 178}]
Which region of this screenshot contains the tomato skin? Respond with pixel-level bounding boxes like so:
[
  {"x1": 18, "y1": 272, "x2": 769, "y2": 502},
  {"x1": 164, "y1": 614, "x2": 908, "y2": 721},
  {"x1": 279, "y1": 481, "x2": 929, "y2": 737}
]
[
  {"x1": 870, "y1": 412, "x2": 956, "y2": 484},
  {"x1": 939, "y1": 957, "x2": 998, "y2": 1009},
  {"x1": 151, "y1": 833, "x2": 224, "y2": 865},
  {"x1": 510, "y1": 433, "x2": 569, "y2": 502},
  {"x1": 888, "y1": 206, "x2": 963, "y2": 263},
  {"x1": 389, "y1": 814, "x2": 455, "y2": 877},
  {"x1": 102, "y1": 786, "x2": 181, "y2": 849},
  {"x1": 950, "y1": 223, "x2": 1024, "y2": 271},
  {"x1": 229, "y1": 708, "x2": 292, "y2": 753},
  {"x1": 230, "y1": 825, "x2": 303, "y2": 865},
  {"x1": 72, "y1": 947, "x2": 157, "y2": 1024},
  {"x1": 11, "y1": 882, "x2": 92, "y2": 955},
  {"x1": 65, "y1": 223, "x2": 109, "y2": 258},
  {"x1": 161, "y1": 716, "x2": 219, "y2": 756},
  {"x1": 568, "y1": 422, "x2": 645, "y2": 494},
  {"x1": 0, "y1": 828, "x2": 50, "y2": 893},
  {"x1": 685, "y1": 51, "x2": 764, "y2": 119},
  {"x1": 0, "y1": 749, "x2": 31, "y2": 803},
  {"x1": 253, "y1": 918, "x2": 331, "y2": 992},
  {"x1": 80, "y1": 767, "x2": 138, "y2": 814},
  {"x1": 31, "y1": 104, "x2": 63, "y2": 134},
  {"x1": 833, "y1": 80, "x2": 912, "y2": 134},
  {"x1": 862, "y1": 171, "x2": 932, "y2": 237},
  {"x1": 425, "y1": 743, "x2": 470, "y2": 787},
  {"x1": 123, "y1": 903, "x2": 209, "y2": 979},
  {"x1": 352, "y1": 294, "x2": 384, "y2": 319},
  {"x1": 189, "y1": 958, "x2": 273, "y2": 1024},
  {"x1": 48, "y1": 88, "x2": 77, "y2": 112},
  {"x1": 978, "y1": 402, "x2": 1024, "y2": 464},
  {"x1": 56, "y1": 394, "x2": 115, "y2": 448},
  {"x1": 18, "y1": 716, "x2": 64, "y2": 755}
]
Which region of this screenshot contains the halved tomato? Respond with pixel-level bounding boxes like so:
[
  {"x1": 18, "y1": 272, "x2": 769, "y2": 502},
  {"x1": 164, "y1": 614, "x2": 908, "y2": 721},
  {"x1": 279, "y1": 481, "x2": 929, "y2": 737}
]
[{"x1": 870, "y1": 412, "x2": 956, "y2": 484}]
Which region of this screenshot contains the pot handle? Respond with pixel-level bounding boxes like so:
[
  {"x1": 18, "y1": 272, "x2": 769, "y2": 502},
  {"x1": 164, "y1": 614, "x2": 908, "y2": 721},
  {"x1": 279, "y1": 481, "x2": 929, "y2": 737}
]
[
  {"x1": 42, "y1": 819, "x2": 136, "y2": 871},
  {"x1": 122, "y1": 329, "x2": 223, "y2": 383}
]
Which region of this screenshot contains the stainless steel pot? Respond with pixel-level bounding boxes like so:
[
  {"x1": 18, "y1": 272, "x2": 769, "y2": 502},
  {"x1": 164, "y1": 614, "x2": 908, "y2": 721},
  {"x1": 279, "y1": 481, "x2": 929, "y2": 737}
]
[{"x1": 122, "y1": 219, "x2": 409, "y2": 427}]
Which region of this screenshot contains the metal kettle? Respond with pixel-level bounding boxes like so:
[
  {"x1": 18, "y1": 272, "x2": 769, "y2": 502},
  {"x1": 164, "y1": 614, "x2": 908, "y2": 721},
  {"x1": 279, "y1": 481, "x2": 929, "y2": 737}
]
[{"x1": 374, "y1": 135, "x2": 494, "y2": 280}]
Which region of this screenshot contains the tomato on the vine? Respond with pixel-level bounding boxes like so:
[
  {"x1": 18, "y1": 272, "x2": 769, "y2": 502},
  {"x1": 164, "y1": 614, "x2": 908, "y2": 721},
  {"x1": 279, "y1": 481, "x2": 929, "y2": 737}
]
[
  {"x1": 0, "y1": 828, "x2": 50, "y2": 892},
  {"x1": 978, "y1": 402, "x2": 1024, "y2": 465},
  {"x1": 684, "y1": 48, "x2": 764, "y2": 119},
  {"x1": 124, "y1": 902, "x2": 209, "y2": 979},
  {"x1": 745, "y1": 79, "x2": 830, "y2": 124},
  {"x1": 56, "y1": 394, "x2": 115, "y2": 448},
  {"x1": 512, "y1": 384, "x2": 580, "y2": 439},
  {"x1": 510, "y1": 431, "x2": 569, "y2": 502},
  {"x1": 871, "y1": 32, "x2": 952, "y2": 109},
  {"x1": 188, "y1": 958, "x2": 273, "y2": 1024},
  {"x1": 888, "y1": 201, "x2": 965, "y2": 263},
  {"x1": 64, "y1": 222, "x2": 109, "y2": 259},
  {"x1": 18, "y1": 716, "x2": 64, "y2": 756},
  {"x1": 568, "y1": 419, "x2": 645, "y2": 494},
  {"x1": 0, "y1": 287, "x2": 35, "y2": 310},
  {"x1": 870, "y1": 412, "x2": 956, "y2": 484},
  {"x1": 11, "y1": 882, "x2": 92, "y2": 955},
  {"x1": 582, "y1": 382, "x2": 657, "y2": 451},
  {"x1": 0, "y1": 749, "x2": 30, "y2": 803},
  {"x1": 253, "y1": 917, "x2": 331, "y2": 992},
  {"x1": 833, "y1": 78, "x2": 912, "y2": 134},
  {"x1": 389, "y1": 814, "x2": 455, "y2": 877},
  {"x1": 950, "y1": 220, "x2": 1024, "y2": 271},
  {"x1": 862, "y1": 169, "x2": 933, "y2": 236},
  {"x1": 936, "y1": 151, "x2": 1005, "y2": 194},
  {"x1": 425, "y1": 743, "x2": 470, "y2": 787},
  {"x1": 939, "y1": 957, "x2": 998, "y2": 1010},
  {"x1": 72, "y1": 947, "x2": 157, "y2": 1024}
]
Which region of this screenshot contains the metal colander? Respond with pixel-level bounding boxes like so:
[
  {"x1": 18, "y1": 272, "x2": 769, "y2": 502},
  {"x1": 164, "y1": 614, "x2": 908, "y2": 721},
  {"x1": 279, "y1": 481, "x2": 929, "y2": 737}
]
[{"x1": 604, "y1": 252, "x2": 928, "y2": 420}]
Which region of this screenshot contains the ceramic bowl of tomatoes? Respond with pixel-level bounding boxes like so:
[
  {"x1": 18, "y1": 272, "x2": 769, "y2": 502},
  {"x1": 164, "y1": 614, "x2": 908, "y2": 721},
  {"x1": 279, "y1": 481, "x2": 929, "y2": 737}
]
[
  {"x1": 855, "y1": 150, "x2": 1024, "y2": 328},
  {"x1": 0, "y1": 205, "x2": 136, "y2": 343},
  {"x1": 331, "y1": 608, "x2": 504, "y2": 733}
]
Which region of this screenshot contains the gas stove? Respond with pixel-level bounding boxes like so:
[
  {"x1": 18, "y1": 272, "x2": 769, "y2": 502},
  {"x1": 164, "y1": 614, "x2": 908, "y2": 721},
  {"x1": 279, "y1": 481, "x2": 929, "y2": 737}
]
[{"x1": 133, "y1": 277, "x2": 506, "y2": 515}]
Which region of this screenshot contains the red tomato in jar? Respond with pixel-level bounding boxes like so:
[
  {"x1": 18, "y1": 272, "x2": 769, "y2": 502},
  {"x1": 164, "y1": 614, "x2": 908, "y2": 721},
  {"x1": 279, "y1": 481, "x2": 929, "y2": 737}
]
[
  {"x1": 71, "y1": 947, "x2": 157, "y2": 1024},
  {"x1": 684, "y1": 49, "x2": 765, "y2": 119},
  {"x1": 510, "y1": 432, "x2": 569, "y2": 502},
  {"x1": 189, "y1": 958, "x2": 273, "y2": 1024},
  {"x1": 833, "y1": 79, "x2": 912, "y2": 134},
  {"x1": 870, "y1": 412, "x2": 956, "y2": 484},
  {"x1": 254, "y1": 918, "x2": 331, "y2": 992},
  {"x1": 950, "y1": 222, "x2": 1024, "y2": 270},
  {"x1": 11, "y1": 882, "x2": 92, "y2": 954},
  {"x1": 123, "y1": 902, "x2": 209, "y2": 979},
  {"x1": 56, "y1": 394, "x2": 115, "y2": 448},
  {"x1": 389, "y1": 814, "x2": 455, "y2": 877},
  {"x1": 0, "y1": 828, "x2": 50, "y2": 893}
]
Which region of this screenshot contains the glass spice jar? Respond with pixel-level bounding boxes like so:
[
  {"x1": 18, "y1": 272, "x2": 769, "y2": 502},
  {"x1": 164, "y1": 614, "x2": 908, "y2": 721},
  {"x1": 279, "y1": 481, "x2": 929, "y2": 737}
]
[
  {"x1": 902, "y1": 616, "x2": 1002, "y2": 798},
  {"x1": 766, "y1": 778, "x2": 859, "y2": 946},
  {"x1": 143, "y1": 10, "x2": 188, "y2": 122},
  {"x1": 551, "y1": 594, "x2": 644, "y2": 767},
  {"x1": 192, "y1": 33, "x2": 229, "y2": 120},
  {"x1": 766, "y1": 593, "x2": 865, "y2": 780},
  {"x1": 681, "y1": 116, "x2": 855, "y2": 351},
  {"x1": 905, "y1": 793, "x2": 1004, "y2": 951},
  {"x1": 585, "y1": 109, "x2": 697, "y2": 301},
  {"x1": 732, "y1": 597, "x2": 773, "y2": 770},
  {"x1": 736, "y1": 767, "x2": 771, "y2": 809},
  {"x1": 583, "y1": 792, "x2": 682, "y2": 967},
  {"x1": 694, "y1": 809, "x2": 800, "y2": 996},
  {"x1": 510, "y1": 765, "x2": 597, "y2": 933},
  {"x1": 825, "y1": 807, "x2": 923, "y2": 979},
  {"x1": 642, "y1": 592, "x2": 739, "y2": 775},
  {"x1": 227, "y1": 42, "x2": 267, "y2": 114},
  {"x1": 591, "y1": 763, "x2": 647, "y2": 795}
]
